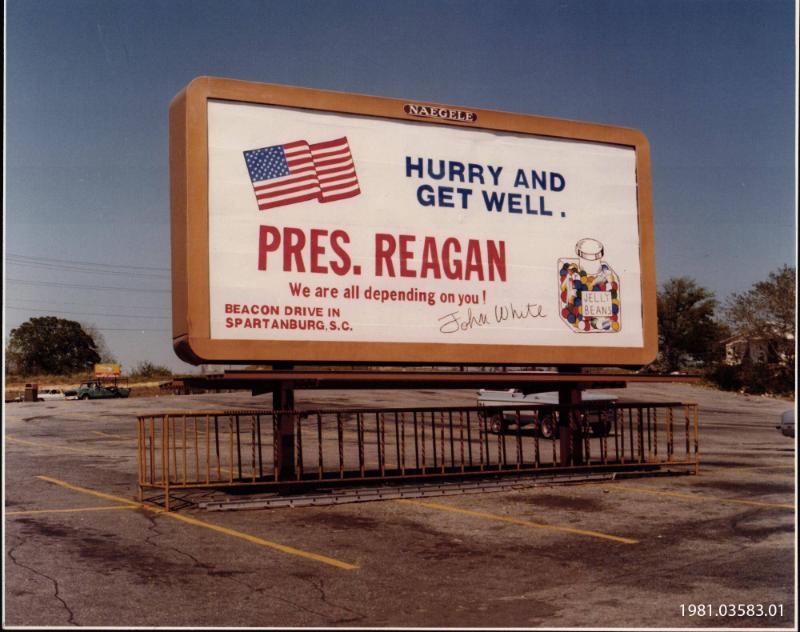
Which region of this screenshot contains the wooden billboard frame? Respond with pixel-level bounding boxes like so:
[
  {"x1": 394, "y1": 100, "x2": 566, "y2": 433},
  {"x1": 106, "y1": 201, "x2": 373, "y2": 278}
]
[{"x1": 170, "y1": 76, "x2": 657, "y2": 367}]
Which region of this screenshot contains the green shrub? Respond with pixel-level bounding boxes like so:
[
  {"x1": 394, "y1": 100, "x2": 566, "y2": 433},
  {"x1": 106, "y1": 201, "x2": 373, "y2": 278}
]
[
  {"x1": 705, "y1": 359, "x2": 794, "y2": 397},
  {"x1": 129, "y1": 362, "x2": 172, "y2": 379},
  {"x1": 705, "y1": 363, "x2": 743, "y2": 392}
]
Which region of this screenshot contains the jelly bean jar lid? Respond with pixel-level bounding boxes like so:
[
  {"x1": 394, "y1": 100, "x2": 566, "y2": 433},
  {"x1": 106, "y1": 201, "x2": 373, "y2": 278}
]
[{"x1": 575, "y1": 237, "x2": 604, "y2": 261}]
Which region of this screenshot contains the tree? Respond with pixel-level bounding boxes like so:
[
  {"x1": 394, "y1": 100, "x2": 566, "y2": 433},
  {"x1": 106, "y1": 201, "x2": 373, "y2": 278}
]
[
  {"x1": 724, "y1": 265, "x2": 795, "y2": 368},
  {"x1": 722, "y1": 265, "x2": 795, "y2": 394},
  {"x1": 656, "y1": 277, "x2": 726, "y2": 372},
  {"x1": 7, "y1": 316, "x2": 101, "y2": 375}
]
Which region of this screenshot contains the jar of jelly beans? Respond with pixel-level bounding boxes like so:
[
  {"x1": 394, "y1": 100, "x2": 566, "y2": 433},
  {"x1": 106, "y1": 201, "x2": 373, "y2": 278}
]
[{"x1": 558, "y1": 238, "x2": 620, "y2": 333}]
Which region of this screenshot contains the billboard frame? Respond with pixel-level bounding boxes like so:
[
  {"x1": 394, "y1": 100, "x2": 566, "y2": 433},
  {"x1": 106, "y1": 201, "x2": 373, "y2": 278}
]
[{"x1": 170, "y1": 76, "x2": 657, "y2": 366}]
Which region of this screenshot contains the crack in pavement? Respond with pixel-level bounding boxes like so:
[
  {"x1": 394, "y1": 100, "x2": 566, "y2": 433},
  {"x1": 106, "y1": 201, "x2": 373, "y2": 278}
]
[
  {"x1": 142, "y1": 511, "x2": 163, "y2": 548},
  {"x1": 6, "y1": 542, "x2": 77, "y2": 626},
  {"x1": 138, "y1": 512, "x2": 336, "y2": 623},
  {"x1": 599, "y1": 536, "x2": 753, "y2": 589},
  {"x1": 296, "y1": 575, "x2": 366, "y2": 624}
]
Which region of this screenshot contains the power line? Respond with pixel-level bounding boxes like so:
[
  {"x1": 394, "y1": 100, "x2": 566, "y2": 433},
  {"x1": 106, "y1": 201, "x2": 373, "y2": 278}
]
[
  {"x1": 7, "y1": 297, "x2": 169, "y2": 312},
  {"x1": 93, "y1": 328, "x2": 171, "y2": 332},
  {"x1": 5, "y1": 253, "x2": 170, "y2": 272},
  {"x1": 5, "y1": 321, "x2": 170, "y2": 333},
  {"x1": 7, "y1": 259, "x2": 170, "y2": 280},
  {"x1": 6, "y1": 278, "x2": 171, "y2": 293},
  {"x1": 6, "y1": 306, "x2": 170, "y2": 319}
]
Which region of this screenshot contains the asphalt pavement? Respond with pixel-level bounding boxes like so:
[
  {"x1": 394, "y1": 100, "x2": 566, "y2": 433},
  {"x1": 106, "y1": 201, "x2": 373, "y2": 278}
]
[{"x1": 4, "y1": 382, "x2": 796, "y2": 628}]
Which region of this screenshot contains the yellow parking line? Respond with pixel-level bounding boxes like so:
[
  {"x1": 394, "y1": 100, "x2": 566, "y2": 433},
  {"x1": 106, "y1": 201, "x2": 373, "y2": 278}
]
[
  {"x1": 35, "y1": 476, "x2": 358, "y2": 570},
  {"x1": 37, "y1": 476, "x2": 140, "y2": 505},
  {"x1": 600, "y1": 484, "x2": 794, "y2": 510},
  {"x1": 90, "y1": 431, "x2": 129, "y2": 439},
  {"x1": 7, "y1": 505, "x2": 139, "y2": 516},
  {"x1": 164, "y1": 512, "x2": 358, "y2": 570},
  {"x1": 7, "y1": 436, "x2": 98, "y2": 455},
  {"x1": 703, "y1": 465, "x2": 796, "y2": 479},
  {"x1": 718, "y1": 465, "x2": 794, "y2": 470},
  {"x1": 398, "y1": 498, "x2": 638, "y2": 544}
]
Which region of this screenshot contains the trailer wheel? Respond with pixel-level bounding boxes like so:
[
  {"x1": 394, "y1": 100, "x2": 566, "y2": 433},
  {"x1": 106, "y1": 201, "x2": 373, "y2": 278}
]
[
  {"x1": 592, "y1": 420, "x2": 612, "y2": 437},
  {"x1": 489, "y1": 414, "x2": 505, "y2": 434},
  {"x1": 539, "y1": 413, "x2": 557, "y2": 439}
]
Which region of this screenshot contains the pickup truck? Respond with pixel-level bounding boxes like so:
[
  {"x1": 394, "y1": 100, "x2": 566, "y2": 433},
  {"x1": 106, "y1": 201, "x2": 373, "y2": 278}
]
[
  {"x1": 477, "y1": 389, "x2": 617, "y2": 438},
  {"x1": 74, "y1": 380, "x2": 130, "y2": 400}
]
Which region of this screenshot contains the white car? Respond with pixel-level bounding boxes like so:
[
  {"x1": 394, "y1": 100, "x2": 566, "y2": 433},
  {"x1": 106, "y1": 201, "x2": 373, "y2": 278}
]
[
  {"x1": 776, "y1": 409, "x2": 795, "y2": 437},
  {"x1": 478, "y1": 388, "x2": 617, "y2": 438},
  {"x1": 37, "y1": 388, "x2": 67, "y2": 401}
]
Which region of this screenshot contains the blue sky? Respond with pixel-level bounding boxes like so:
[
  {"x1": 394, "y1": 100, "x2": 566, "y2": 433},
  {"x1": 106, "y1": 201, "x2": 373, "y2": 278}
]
[{"x1": 4, "y1": 0, "x2": 797, "y2": 373}]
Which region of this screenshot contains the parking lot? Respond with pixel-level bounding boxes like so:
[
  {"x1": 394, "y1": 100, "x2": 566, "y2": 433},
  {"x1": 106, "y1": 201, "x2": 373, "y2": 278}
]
[{"x1": 4, "y1": 382, "x2": 796, "y2": 628}]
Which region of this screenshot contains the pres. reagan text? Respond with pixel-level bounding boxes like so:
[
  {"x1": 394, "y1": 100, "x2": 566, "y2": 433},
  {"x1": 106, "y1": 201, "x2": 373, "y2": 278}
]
[{"x1": 257, "y1": 225, "x2": 506, "y2": 281}]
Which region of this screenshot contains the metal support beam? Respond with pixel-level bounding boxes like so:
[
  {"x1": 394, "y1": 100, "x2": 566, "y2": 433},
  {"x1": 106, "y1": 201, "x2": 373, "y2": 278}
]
[
  {"x1": 558, "y1": 371, "x2": 584, "y2": 466},
  {"x1": 272, "y1": 364, "x2": 295, "y2": 478}
]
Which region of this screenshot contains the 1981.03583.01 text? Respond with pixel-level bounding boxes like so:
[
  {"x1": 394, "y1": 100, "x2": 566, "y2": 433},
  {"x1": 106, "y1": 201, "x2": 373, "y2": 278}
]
[{"x1": 680, "y1": 604, "x2": 784, "y2": 618}]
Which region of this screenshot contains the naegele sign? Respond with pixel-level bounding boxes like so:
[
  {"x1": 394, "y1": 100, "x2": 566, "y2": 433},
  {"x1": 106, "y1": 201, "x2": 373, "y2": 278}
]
[{"x1": 170, "y1": 77, "x2": 656, "y2": 366}]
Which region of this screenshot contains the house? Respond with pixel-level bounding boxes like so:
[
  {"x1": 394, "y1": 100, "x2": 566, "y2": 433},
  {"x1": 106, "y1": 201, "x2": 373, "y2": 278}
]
[{"x1": 723, "y1": 334, "x2": 784, "y2": 365}]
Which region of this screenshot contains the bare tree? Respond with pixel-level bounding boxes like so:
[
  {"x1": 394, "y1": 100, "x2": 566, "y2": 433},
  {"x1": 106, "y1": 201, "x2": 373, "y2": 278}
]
[{"x1": 80, "y1": 323, "x2": 117, "y2": 364}]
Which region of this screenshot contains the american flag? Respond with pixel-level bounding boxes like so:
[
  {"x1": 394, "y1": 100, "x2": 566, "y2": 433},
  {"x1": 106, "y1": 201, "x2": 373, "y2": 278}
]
[{"x1": 243, "y1": 136, "x2": 360, "y2": 210}]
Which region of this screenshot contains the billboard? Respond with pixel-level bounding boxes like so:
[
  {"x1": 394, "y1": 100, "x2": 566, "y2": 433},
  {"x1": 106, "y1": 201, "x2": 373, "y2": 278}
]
[
  {"x1": 170, "y1": 77, "x2": 656, "y2": 366},
  {"x1": 94, "y1": 363, "x2": 121, "y2": 378}
]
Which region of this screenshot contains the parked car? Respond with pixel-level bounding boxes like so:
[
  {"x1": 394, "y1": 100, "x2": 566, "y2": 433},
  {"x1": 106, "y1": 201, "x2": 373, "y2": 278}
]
[
  {"x1": 477, "y1": 389, "x2": 617, "y2": 438},
  {"x1": 74, "y1": 380, "x2": 130, "y2": 400},
  {"x1": 37, "y1": 388, "x2": 67, "y2": 402},
  {"x1": 776, "y1": 409, "x2": 795, "y2": 437}
]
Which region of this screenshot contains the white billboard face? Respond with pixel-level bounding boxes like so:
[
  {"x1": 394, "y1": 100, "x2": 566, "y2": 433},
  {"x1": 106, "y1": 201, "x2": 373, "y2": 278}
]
[{"x1": 206, "y1": 100, "x2": 643, "y2": 350}]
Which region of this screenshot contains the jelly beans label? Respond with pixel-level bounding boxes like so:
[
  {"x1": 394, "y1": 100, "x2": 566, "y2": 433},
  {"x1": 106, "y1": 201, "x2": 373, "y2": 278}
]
[{"x1": 558, "y1": 259, "x2": 621, "y2": 333}]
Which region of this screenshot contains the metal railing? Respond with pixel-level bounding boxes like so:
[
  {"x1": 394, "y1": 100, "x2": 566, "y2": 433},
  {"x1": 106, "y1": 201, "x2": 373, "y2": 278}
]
[{"x1": 137, "y1": 401, "x2": 699, "y2": 509}]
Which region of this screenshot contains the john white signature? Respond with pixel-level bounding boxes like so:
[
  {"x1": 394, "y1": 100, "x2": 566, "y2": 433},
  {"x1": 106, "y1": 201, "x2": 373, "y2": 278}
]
[{"x1": 438, "y1": 302, "x2": 546, "y2": 334}]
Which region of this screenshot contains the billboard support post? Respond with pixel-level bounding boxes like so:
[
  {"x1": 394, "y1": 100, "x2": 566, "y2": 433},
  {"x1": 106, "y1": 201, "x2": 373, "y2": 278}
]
[
  {"x1": 167, "y1": 369, "x2": 700, "y2": 483},
  {"x1": 271, "y1": 365, "x2": 296, "y2": 477},
  {"x1": 558, "y1": 382, "x2": 584, "y2": 466}
]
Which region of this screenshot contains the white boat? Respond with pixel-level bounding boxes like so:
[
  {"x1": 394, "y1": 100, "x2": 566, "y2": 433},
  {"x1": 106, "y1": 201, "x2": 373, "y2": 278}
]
[{"x1": 477, "y1": 389, "x2": 617, "y2": 437}]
